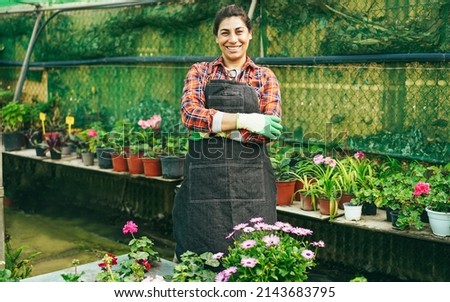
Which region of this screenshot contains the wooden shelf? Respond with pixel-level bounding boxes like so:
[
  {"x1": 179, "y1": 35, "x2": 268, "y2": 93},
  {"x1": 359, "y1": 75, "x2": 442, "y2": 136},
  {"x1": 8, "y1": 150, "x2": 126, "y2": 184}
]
[{"x1": 4, "y1": 149, "x2": 182, "y2": 182}]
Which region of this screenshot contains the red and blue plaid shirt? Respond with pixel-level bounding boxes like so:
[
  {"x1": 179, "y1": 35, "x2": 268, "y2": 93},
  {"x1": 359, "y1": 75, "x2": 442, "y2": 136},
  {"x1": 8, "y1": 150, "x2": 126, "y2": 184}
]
[{"x1": 180, "y1": 56, "x2": 282, "y2": 144}]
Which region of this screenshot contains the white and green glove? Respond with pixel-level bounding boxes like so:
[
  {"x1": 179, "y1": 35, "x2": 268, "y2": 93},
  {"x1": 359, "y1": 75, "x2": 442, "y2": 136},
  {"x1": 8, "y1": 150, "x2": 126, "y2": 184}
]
[{"x1": 236, "y1": 113, "x2": 283, "y2": 139}]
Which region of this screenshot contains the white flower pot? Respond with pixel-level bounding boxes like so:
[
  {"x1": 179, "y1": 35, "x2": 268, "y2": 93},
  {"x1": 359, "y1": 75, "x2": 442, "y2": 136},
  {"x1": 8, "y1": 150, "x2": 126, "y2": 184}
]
[
  {"x1": 343, "y1": 202, "x2": 362, "y2": 221},
  {"x1": 425, "y1": 207, "x2": 450, "y2": 237}
]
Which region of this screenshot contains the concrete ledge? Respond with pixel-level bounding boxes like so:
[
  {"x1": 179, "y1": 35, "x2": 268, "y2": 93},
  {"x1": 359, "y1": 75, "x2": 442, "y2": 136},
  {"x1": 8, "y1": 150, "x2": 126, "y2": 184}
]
[
  {"x1": 277, "y1": 201, "x2": 450, "y2": 244},
  {"x1": 23, "y1": 255, "x2": 176, "y2": 282}
]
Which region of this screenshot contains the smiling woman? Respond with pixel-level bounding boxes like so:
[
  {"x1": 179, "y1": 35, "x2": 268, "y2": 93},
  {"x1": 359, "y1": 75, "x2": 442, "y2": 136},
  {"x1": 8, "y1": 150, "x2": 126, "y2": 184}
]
[{"x1": 173, "y1": 4, "x2": 283, "y2": 261}]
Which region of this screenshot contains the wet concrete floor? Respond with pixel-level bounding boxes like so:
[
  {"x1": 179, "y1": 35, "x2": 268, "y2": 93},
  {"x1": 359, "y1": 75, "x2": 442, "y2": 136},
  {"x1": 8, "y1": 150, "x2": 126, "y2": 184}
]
[{"x1": 4, "y1": 205, "x2": 175, "y2": 278}]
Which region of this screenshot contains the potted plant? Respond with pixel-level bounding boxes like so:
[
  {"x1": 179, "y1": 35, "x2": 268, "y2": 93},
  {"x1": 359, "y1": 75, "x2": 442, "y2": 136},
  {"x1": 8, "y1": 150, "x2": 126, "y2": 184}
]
[
  {"x1": 1, "y1": 101, "x2": 26, "y2": 151},
  {"x1": 26, "y1": 129, "x2": 47, "y2": 156},
  {"x1": 351, "y1": 175, "x2": 381, "y2": 215},
  {"x1": 127, "y1": 115, "x2": 163, "y2": 175},
  {"x1": 44, "y1": 131, "x2": 63, "y2": 160},
  {"x1": 336, "y1": 151, "x2": 375, "y2": 211},
  {"x1": 292, "y1": 156, "x2": 319, "y2": 202},
  {"x1": 95, "y1": 129, "x2": 115, "y2": 169},
  {"x1": 312, "y1": 154, "x2": 341, "y2": 218},
  {"x1": 160, "y1": 134, "x2": 188, "y2": 179},
  {"x1": 108, "y1": 121, "x2": 131, "y2": 172},
  {"x1": 375, "y1": 161, "x2": 429, "y2": 230},
  {"x1": 422, "y1": 164, "x2": 450, "y2": 236},
  {"x1": 335, "y1": 156, "x2": 358, "y2": 209},
  {"x1": 127, "y1": 144, "x2": 145, "y2": 175},
  {"x1": 342, "y1": 191, "x2": 364, "y2": 221},
  {"x1": 293, "y1": 174, "x2": 318, "y2": 211},
  {"x1": 342, "y1": 199, "x2": 363, "y2": 221},
  {"x1": 270, "y1": 155, "x2": 297, "y2": 206},
  {"x1": 142, "y1": 137, "x2": 163, "y2": 177},
  {"x1": 76, "y1": 128, "x2": 99, "y2": 166}
]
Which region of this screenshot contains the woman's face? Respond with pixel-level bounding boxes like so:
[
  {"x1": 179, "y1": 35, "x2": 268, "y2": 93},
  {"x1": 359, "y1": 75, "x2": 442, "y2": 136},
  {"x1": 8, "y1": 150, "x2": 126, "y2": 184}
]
[{"x1": 215, "y1": 16, "x2": 252, "y2": 67}]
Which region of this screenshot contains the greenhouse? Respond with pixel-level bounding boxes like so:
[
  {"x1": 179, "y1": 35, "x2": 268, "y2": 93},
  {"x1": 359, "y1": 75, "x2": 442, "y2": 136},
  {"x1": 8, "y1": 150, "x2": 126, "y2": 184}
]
[{"x1": 0, "y1": 0, "x2": 449, "y2": 286}]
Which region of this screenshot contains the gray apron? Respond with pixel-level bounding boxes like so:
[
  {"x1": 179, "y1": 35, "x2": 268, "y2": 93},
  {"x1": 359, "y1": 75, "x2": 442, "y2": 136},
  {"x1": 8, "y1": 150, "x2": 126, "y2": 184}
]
[{"x1": 173, "y1": 79, "x2": 277, "y2": 259}]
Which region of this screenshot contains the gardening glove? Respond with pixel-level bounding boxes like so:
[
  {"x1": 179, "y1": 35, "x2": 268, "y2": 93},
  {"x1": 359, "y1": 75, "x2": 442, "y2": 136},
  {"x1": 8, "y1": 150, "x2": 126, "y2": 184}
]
[{"x1": 236, "y1": 113, "x2": 283, "y2": 139}]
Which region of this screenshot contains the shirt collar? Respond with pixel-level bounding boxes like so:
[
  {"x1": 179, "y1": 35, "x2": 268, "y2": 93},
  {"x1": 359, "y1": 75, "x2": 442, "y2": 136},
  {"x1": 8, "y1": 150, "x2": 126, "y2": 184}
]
[{"x1": 208, "y1": 56, "x2": 256, "y2": 74}]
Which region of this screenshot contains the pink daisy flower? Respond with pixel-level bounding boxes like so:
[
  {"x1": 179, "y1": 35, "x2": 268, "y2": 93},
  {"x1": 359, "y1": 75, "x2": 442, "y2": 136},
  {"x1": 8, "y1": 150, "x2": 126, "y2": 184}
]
[
  {"x1": 301, "y1": 249, "x2": 315, "y2": 259},
  {"x1": 262, "y1": 234, "x2": 280, "y2": 247},
  {"x1": 241, "y1": 257, "x2": 258, "y2": 268}
]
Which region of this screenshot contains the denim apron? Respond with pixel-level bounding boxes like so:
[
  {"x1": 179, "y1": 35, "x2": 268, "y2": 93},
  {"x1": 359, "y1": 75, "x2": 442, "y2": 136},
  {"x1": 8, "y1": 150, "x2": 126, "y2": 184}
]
[{"x1": 172, "y1": 79, "x2": 277, "y2": 259}]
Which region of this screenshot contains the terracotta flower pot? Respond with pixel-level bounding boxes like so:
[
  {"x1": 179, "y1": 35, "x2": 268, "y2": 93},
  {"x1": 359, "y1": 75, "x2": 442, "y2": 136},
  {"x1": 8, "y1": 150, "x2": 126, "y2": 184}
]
[
  {"x1": 276, "y1": 180, "x2": 296, "y2": 206},
  {"x1": 127, "y1": 153, "x2": 144, "y2": 175},
  {"x1": 112, "y1": 153, "x2": 128, "y2": 172},
  {"x1": 318, "y1": 197, "x2": 338, "y2": 217},
  {"x1": 142, "y1": 157, "x2": 162, "y2": 177},
  {"x1": 300, "y1": 193, "x2": 315, "y2": 211},
  {"x1": 294, "y1": 179, "x2": 303, "y2": 201}
]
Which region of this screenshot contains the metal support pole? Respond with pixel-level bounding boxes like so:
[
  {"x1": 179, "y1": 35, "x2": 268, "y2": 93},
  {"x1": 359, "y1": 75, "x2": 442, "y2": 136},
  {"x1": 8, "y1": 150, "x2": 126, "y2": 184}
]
[
  {"x1": 12, "y1": 8, "x2": 43, "y2": 102},
  {"x1": 0, "y1": 132, "x2": 4, "y2": 266},
  {"x1": 248, "y1": 0, "x2": 257, "y2": 20}
]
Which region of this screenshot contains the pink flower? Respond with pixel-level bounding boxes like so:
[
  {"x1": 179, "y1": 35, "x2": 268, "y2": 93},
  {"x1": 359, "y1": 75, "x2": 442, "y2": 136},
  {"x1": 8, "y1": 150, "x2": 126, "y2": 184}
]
[
  {"x1": 249, "y1": 217, "x2": 264, "y2": 223},
  {"x1": 225, "y1": 231, "x2": 235, "y2": 239},
  {"x1": 150, "y1": 115, "x2": 162, "y2": 129},
  {"x1": 233, "y1": 223, "x2": 249, "y2": 231},
  {"x1": 240, "y1": 257, "x2": 258, "y2": 268},
  {"x1": 240, "y1": 240, "x2": 257, "y2": 249},
  {"x1": 213, "y1": 252, "x2": 224, "y2": 259},
  {"x1": 354, "y1": 151, "x2": 365, "y2": 160},
  {"x1": 310, "y1": 240, "x2": 325, "y2": 248},
  {"x1": 323, "y1": 157, "x2": 336, "y2": 167},
  {"x1": 215, "y1": 271, "x2": 229, "y2": 282},
  {"x1": 291, "y1": 227, "x2": 313, "y2": 236},
  {"x1": 262, "y1": 234, "x2": 280, "y2": 247},
  {"x1": 215, "y1": 267, "x2": 237, "y2": 282},
  {"x1": 275, "y1": 221, "x2": 292, "y2": 228},
  {"x1": 414, "y1": 182, "x2": 430, "y2": 197},
  {"x1": 122, "y1": 220, "x2": 138, "y2": 235},
  {"x1": 242, "y1": 226, "x2": 255, "y2": 233},
  {"x1": 87, "y1": 129, "x2": 98, "y2": 137},
  {"x1": 313, "y1": 154, "x2": 324, "y2": 164},
  {"x1": 301, "y1": 249, "x2": 315, "y2": 259},
  {"x1": 138, "y1": 115, "x2": 162, "y2": 130}
]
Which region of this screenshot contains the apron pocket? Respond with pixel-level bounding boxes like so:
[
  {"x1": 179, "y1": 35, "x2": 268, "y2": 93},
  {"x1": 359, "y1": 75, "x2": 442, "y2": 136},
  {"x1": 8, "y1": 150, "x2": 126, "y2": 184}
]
[
  {"x1": 228, "y1": 162, "x2": 265, "y2": 202},
  {"x1": 189, "y1": 163, "x2": 228, "y2": 203}
]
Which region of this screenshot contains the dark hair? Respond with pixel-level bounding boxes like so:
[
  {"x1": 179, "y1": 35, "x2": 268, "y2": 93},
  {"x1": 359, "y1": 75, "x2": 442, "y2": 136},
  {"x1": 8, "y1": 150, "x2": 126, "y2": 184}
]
[{"x1": 213, "y1": 5, "x2": 252, "y2": 36}]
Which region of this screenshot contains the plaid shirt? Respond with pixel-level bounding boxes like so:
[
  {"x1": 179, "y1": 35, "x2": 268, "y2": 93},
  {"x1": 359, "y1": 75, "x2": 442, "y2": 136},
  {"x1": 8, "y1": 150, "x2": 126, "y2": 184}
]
[{"x1": 180, "y1": 56, "x2": 282, "y2": 144}]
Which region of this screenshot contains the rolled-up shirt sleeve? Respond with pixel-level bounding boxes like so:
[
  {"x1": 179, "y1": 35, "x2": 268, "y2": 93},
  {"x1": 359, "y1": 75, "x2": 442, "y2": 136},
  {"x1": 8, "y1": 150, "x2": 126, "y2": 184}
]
[
  {"x1": 242, "y1": 67, "x2": 282, "y2": 144},
  {"x1": 180, "y1": 63, "x2": 218, "y2": 133}
]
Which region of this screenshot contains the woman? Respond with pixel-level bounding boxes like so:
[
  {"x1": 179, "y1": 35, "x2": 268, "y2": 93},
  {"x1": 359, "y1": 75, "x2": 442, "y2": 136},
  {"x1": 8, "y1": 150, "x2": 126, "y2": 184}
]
[{"x1": 172, "y1": 4, "x2": 282, "y2": 260}]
